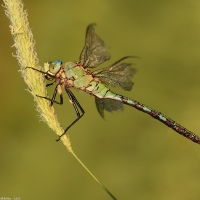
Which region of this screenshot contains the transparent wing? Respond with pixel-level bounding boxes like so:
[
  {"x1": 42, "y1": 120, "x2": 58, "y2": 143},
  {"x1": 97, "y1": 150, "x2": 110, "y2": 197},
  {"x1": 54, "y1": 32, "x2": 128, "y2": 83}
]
[
  {"x1": 95, "y1": 98, "x2": 123, "y2": 118},
  {"x1": 79, "y1": 24, "x2": 111, "y2": 68},
  {"x1": 93, "y1": 56, "x2": 137, "y2": 91}
]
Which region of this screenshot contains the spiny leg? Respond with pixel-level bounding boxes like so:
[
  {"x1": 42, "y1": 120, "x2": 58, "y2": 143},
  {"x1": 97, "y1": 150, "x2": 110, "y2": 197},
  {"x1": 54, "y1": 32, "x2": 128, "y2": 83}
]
[
  {"x1": 46, "y1": 81, "x2": 56, "y2": 87},
  {"x1": 24, "y1": 67, "x2": 55, "y2": 81},
  {"x1": 55, "y1": 88, "x2": 85, "y2": 141},
  {"x1": 50, "y1": 84, "x2": 61, "y2": 106},
  {"x1": 36, "y1": 84, "x2": 63, "y2": 105},
  {"x1": 25, "y1": 67, "x2": 47, "y2": 75},
  {"x1": 36, "y1": 95, "x2": 63, "y2": 105},
  {"x1": 25, "y1": 66, "x2": 59, "y2": 101}
]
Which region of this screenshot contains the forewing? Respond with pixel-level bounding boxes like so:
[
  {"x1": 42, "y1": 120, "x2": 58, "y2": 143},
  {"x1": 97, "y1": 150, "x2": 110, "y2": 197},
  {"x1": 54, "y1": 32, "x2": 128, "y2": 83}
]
[
  {"x1": 79, "y1": 24, "x2": 111, "y2": 68},
  {"x1": 93, "y1": 56, "x2": 137, "y2": 91},
  {"x1": 95, "y1": 98, "x2": 123, "y2": 118}
]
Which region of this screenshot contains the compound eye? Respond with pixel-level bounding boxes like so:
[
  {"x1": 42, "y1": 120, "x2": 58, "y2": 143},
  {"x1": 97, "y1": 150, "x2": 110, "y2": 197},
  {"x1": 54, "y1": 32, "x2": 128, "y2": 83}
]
[
  {"x1": 49, "y1": 60, "x2": 62, "y2": 74},
  {"x1": 49, "y1": 63, "x2": 54, "y2": 71}
]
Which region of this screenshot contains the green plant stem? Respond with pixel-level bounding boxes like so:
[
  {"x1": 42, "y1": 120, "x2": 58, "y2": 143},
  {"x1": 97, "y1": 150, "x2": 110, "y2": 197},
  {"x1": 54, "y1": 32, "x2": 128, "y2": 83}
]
[
  {"x1": 3, "y1": 0, "x2": 117, "y2": 199},
  {"x1": 70, "y1": 150, "x2": 117, "y2": 200}
]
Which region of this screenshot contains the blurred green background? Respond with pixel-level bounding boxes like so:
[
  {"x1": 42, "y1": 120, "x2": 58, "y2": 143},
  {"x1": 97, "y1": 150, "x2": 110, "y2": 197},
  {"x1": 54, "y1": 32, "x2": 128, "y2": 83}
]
[{"x1": 1, "y1": 0, "x2": 200, "y2": 199}]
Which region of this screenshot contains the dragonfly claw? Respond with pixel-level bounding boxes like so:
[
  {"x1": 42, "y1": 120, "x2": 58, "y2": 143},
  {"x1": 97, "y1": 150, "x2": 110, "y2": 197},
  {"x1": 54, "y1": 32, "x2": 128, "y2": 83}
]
[{"x1": 55, "y1": 136, "x2": 61, "y2": 142}]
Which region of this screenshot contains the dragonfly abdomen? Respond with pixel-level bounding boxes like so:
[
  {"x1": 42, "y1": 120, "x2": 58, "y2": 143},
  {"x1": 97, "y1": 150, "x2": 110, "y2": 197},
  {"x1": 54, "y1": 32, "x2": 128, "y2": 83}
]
[
  {"x1": 106, "y1": 92, "x2": 200, "y2": 145},
  {"x1": 86, "y1": 81, "x2": 110, "y2": 98}
]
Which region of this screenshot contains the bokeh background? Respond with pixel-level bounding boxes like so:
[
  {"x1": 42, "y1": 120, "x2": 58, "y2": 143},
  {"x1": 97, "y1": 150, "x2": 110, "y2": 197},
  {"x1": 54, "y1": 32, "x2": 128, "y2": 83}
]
[{"x1": 1, "y1": 0, "x2": 200, "y2": 199}]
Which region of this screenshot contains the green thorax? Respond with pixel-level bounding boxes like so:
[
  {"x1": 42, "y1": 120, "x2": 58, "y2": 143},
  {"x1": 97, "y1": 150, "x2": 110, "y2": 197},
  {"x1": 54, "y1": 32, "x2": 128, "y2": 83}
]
[{"x1": 64, "y1": 62, "x2": 92, "y2": 88}]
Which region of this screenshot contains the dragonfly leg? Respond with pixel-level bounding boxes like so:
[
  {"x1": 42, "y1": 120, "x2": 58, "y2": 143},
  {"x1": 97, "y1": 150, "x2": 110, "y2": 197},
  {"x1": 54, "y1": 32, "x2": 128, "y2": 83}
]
[
  {"x1": 46, "y1": 81, "x2": 55, "y2": 87},
  {"x1": 25, "y1": 66, "x2": 47, "y2": 75},
  {"x1": 55, "y1": 88, "x2": 85, "y2": 141},
  {"x1": 36, "y1": 84, "x2": 63, "y2": 105}
]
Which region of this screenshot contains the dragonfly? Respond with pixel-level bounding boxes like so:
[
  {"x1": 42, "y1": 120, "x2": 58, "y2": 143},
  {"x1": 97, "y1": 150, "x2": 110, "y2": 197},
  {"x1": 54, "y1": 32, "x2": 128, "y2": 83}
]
[{"x1": 27, "y1": 24, "x2": 200, "y2": 144}]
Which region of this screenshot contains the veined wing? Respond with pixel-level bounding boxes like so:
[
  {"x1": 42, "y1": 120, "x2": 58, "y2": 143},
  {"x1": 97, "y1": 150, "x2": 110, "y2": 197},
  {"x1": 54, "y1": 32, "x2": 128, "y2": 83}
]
[
  {"x1": 79, "y1": 24, "x2": 111, "y2": 68},
  {"x1": 95, "y1": 98, "x2": 123, "y2": 118},
  {"x1": 93, "y1": 56, "x2": 137, "y2": 91}
]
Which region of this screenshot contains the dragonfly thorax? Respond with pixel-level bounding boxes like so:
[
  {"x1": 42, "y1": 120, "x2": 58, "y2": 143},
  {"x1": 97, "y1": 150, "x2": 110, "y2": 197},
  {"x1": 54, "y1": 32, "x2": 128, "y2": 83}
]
[{"x1": 64, "y1": 62, "x2": 77, "y2": 70}]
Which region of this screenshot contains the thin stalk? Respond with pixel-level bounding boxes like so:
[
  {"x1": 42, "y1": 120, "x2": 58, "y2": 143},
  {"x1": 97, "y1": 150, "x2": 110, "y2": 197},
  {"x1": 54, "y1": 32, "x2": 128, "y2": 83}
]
[{"x1": 3, "y1": 0, "x2": 117, "y2": 199}]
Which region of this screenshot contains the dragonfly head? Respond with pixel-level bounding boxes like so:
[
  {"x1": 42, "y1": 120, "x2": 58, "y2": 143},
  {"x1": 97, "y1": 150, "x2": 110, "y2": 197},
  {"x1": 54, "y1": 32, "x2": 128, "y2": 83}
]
[{"x1": 44, "y1": 60, "x2": 62, "y2": 80}]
